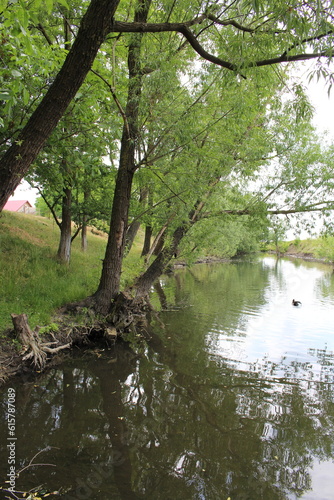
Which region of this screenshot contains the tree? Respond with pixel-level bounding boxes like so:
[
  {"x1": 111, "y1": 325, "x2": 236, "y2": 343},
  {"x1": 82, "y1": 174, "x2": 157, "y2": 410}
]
[
  {"x1": 0, "y1": 0, "x2": 120, "y2": 210},
  {"x1": 92, "y1": 0, "x2": 152, "y2": 313},
  {"x1": 131, "y1": 79, "x2": 334, "y2": 298},
  {"x1": 2, "y1": 0, "x2": 334, "y2": 319},
  {"x1": 1, "y1": 0, "x2": 333, "y2": 211},
  {"x1": 28, "y1": 82, "x2": 115, "y2": 263}
]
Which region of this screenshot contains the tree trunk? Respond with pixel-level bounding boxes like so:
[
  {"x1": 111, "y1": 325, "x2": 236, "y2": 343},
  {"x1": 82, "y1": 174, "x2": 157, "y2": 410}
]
[
  {"x1": 93, "y1": 150, "x2": 136, "y2": 313},
  {"x1": 141, "y1": 225, "x2": 152, "y2": 256},
  {"x1": 125, "y1": 220, "x2": 141, "y2": 254},
  {"x1": 81, "y1": 189, "x2": 90, "y2": 252},
  {"x1": 134, "y1": 226, "x2": 186, "y2": 298},
  {"x1": 125, "y1": 187, "x2": 149, "y2": 253},
  {"x1": 140, "y1": 187, "x2": 153, "y2": 256},
  {"x1": 144, "y1": 221, "x2": 169, "y2": 263},
  {"x1": 81, "y1": 221, "x2": 88, "y2": 252},
  {"x1": 57, "y1": 187, "x2": 72, "y2": 264},
  {"x1": 93, "y1": 0, "x2": 152, "y2": 315},
  {"x1": 0, "y1": 0, "x2": 120, "y2": 211}
]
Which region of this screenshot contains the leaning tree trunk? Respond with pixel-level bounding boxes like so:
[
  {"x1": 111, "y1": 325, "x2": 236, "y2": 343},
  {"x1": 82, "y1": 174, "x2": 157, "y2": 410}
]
[
  {"x1": 125, "y1": 187, "x2": 148, "y2": 253},
  {"x1": 0, "y1": 0, "x2": 120, "y2": 211},
  {"x1": 144, "y1": 219, "x2": 170, "y2": 263},
  {"x1": 93, "y1": 0, "x2": 152, "y2": 315},
  {"x1": 57, "y1": 187, "x2": 72, "y2": 263},
  {"x1": 125, "y1": 219, "x2": 141, "y2": 254},
  {"x1": 134, "y1": 225, "x2": 186, "y2": 298},
  {"x1": 141, "y1": 224, "x2": 152, "y2": 257}
]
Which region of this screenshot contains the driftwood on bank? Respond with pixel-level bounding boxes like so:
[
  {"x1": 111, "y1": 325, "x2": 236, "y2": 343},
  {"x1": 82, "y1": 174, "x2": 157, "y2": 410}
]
[{"x1": 11, "y1": 313, "x2": 71, "y2": 369}]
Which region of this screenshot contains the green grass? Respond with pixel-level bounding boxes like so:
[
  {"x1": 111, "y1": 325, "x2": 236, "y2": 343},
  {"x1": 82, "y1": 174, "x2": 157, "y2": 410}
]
[
  {"x1": 0, "y1": 211, "x2": 143, "y2": 334},
  {"x1": 266, "y1": 236, "x2": 334, "y2": 262}
]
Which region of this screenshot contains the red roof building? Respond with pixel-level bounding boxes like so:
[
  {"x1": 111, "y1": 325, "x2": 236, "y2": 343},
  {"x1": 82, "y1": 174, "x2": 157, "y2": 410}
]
[{"x1": 3, "y1": 200, "x2": 34, "y2": 214}]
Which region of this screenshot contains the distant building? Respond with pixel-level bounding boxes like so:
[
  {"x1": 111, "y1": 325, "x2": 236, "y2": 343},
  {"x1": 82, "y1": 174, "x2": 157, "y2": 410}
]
[{"x1": 3, "y1": 200, "x2": 35, "y2": 214}]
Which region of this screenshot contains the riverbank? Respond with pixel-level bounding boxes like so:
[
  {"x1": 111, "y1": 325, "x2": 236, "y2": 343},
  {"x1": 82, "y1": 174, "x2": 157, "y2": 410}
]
[
  {"x1": 0, "y1": 310, "x2": 117, "y2": 386},
  {"x1": 266, "y1": 237, "x2": 334, "y2": 265},
  {"x1": 1, "y1": 211, "x2": 334, "y2": 387},
  {"x1": 0, "y1": 211, "x2": 143, "y2": 386}
]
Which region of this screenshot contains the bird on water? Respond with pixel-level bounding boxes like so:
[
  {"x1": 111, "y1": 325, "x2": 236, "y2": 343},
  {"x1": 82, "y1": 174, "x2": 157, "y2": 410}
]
[{"x1": 292, "y1": 299, "x2": 302, "y2": 306}]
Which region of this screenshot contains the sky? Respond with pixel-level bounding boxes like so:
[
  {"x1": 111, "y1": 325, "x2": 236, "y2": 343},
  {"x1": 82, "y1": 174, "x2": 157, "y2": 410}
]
[
  {"x1": 304, "y1": 69, "x2": 334, "y2": 139},
  {"x1": 9, "y1": 62, "x2": 334, "y2": 209}
]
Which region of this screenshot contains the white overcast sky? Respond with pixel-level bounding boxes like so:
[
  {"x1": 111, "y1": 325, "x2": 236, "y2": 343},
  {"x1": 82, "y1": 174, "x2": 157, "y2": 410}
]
[{"x1": 302, "y1": 65, "x2": 334, "y2": 139}]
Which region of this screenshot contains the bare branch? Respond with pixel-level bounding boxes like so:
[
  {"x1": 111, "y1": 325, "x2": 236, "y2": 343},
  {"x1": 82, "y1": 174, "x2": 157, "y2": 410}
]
[
  {"x1": 129, "y1": 190, "x2": 188, "y2": 226},
  {"x1": 203, "y1": 201, "x2": 334, "y2": 218},
  {"x1": 206, "y1": 14, "x2": 255, "y2": 33},
  {"x1": 37, "y1": 188, "x2": 62, "y2": 229}
]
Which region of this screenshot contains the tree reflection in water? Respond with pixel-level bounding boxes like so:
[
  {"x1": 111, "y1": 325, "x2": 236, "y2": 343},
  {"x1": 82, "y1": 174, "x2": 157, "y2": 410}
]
[{"x1": 0, "y1": 257, "x2": 333, "y2": 500}]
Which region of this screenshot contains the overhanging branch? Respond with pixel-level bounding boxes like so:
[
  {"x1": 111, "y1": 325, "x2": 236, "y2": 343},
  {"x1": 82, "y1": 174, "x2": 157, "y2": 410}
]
[
  {"x1": 202, "y1": 201, "x2": 334, "y2": 218},
  {"x1": 111, "y1": 20, "x2": 332, "y2": 72}
]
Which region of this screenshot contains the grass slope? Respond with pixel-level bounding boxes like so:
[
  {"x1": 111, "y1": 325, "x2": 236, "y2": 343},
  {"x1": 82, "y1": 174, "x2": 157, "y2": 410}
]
[
  {"x1": 0, "y1": 211, "x2": 106, "y2": 333},
  {"x1": 0, "y1": 211, "x2": 142, "y2": 335}
]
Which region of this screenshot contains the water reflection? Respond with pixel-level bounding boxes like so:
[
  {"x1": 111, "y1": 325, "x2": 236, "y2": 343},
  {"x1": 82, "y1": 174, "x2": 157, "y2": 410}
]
[{"x1": 1, "y1": 256, "x2": 334, "y2": 500}]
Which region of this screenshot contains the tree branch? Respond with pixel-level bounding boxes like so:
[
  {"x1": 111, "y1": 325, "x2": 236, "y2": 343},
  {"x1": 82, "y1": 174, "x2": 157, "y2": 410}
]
[
  {"x1": 206, "y1": 14, "x2": 255, "y2": 33},
  {"x1": 203, "y1": 201, "x2": 334, "y2": 218},
  {"x1": 37, "y1": 188, "x2": 62, "y2": 230},
  {"x1": 112, "y1": 21, "x2": 237, "y2": 71},
  {"x1": 35, "y1": 23, "x2": 54, "y2": 45},
  {"x1": 111, "y1": 20, "x2": 332, "y2": 72},
  {"x1": 128, "y1": 190, "x2": 188, "y2": 226},
  {"x1": 90, "y1": 68, "x2": 130, "y2": 135}
]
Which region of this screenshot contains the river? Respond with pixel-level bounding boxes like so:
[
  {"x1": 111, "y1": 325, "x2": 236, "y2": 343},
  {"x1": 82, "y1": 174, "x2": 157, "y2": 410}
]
[{"x1": 1, "y1": 255, "x2": 334, "y2": 500}]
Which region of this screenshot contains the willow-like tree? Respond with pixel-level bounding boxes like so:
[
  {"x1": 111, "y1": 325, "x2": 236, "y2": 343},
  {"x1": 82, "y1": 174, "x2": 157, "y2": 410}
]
[
  {"x1": 1, "y1": 0, "x2": 333, "y2": 211},
  {"x1": 92, "y1": 0, "x2": 334, "y2": 313},
  {"x1": 1, "y1": 0, "x2": 334, "y2": 315}
]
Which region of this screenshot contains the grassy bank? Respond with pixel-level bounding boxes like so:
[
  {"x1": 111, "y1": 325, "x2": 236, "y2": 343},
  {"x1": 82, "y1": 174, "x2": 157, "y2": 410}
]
[
  {"x1": 0, "y1": 211, "x2": 143, "y2": 335},
  {"x1": 2, "y1": 212, "x2": 334, "y2": 336},
  {"x1": 266, "y1": 236, "x2": 334, "y2": 263}
]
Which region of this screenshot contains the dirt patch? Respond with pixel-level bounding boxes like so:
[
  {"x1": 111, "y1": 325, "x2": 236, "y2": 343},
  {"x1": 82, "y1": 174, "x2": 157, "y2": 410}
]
[
  {"x1": 0, "y1": 338, "x2": 22, "y2": 385},
  {"x1": 0, "y1": 314, "x2": 98, "y2": 387}
]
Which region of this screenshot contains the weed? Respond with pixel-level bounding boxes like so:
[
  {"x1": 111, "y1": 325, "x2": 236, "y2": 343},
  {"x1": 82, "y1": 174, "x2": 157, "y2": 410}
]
[{"x1": 38, "y1": 323, "x2": 59, "y2": 335}]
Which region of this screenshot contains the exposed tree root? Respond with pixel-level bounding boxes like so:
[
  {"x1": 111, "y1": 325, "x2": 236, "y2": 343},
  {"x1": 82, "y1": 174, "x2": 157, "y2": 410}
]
[
  {"x1": 11, "y1": 313, "x2": 71, "y2": 370},
  {"x1": 0, "y1": 296, "x2": 154, "y2": 386},
  {"x1": 109, "y1": 291, "x2": 152, "y2": 339},
  {"x1": 60, "y1": 291, "x2": 153, "y2": 339}
]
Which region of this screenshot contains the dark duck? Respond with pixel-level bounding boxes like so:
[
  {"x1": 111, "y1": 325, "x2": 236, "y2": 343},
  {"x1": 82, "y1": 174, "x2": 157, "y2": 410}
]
[{"x1": 292, "y1": 299, "x2": 302, "y2": 306}]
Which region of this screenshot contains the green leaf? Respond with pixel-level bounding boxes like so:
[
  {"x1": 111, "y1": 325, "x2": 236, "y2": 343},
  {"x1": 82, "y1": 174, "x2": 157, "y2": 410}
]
[
  {"x1": 57, "y1": 0, "x2": 69, "y2": 9},
  {"x1": 11, "y1": 69, "x2": 22, "y2": 78},
  {"x1": 45, "y1": 0, "x2": 54, "y2": 14},
  {"x1": 23, "y1": 87, "x2": 30, "y2": 105}
]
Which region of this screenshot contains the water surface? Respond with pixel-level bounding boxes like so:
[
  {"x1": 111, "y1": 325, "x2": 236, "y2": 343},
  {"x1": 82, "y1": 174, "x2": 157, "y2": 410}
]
[{"x1": 1, "y1": 255, "x2": 334, "y2": 499}]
